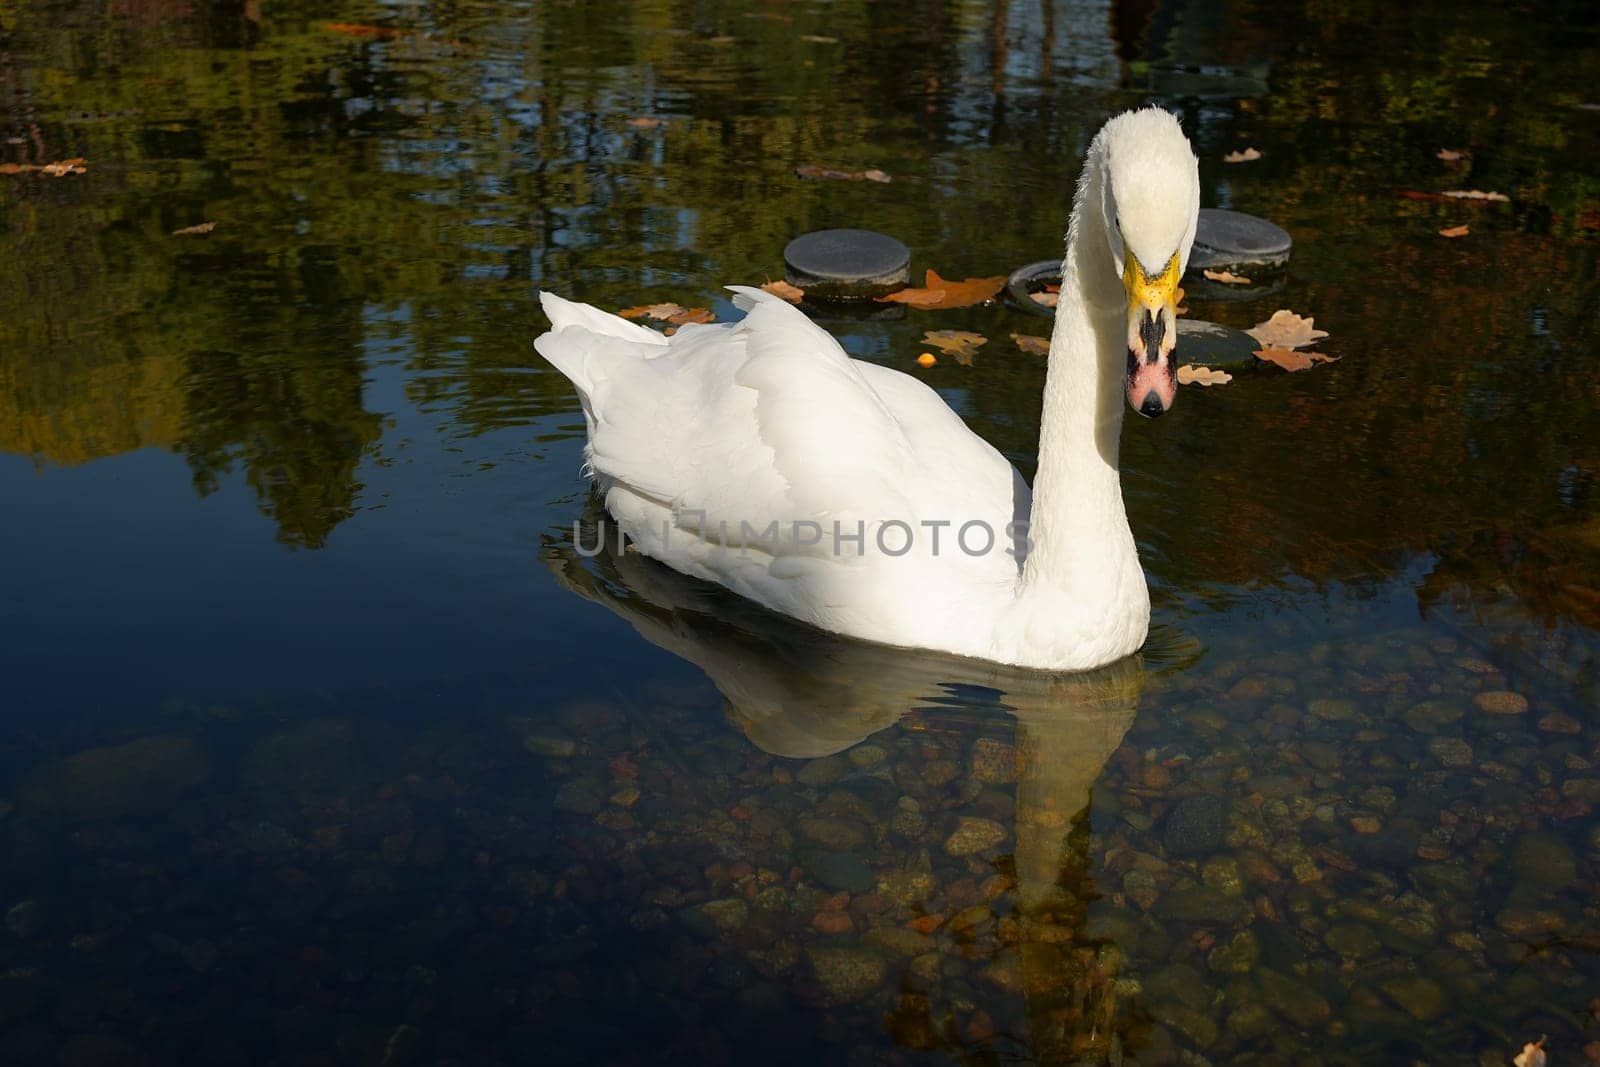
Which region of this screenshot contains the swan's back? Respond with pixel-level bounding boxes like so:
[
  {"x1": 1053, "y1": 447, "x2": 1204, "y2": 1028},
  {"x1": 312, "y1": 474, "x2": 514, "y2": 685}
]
[{"x1": 534, "y1": 288, "x2": 1023, "y2": 643}]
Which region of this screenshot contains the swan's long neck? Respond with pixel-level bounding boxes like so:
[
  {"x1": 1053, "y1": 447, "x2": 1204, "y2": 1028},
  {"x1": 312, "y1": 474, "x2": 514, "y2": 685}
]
[{"x1": 1019, "y1": 147, "x2": 1141, "y2": 608}]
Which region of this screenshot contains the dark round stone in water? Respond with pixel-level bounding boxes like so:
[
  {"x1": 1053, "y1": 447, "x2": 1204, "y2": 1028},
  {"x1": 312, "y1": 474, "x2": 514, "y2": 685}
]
[
  {"x1": 1163, "y1": 795, "x2": 1226, "y2": 857},
  {"x1": 1175, "y1": 318, "x2": 1262, "y2": 369},
  {"x1": 784, "y1": 229, "x2": 910, "y2": 299},
  {"x1": 1190, "y1": 208, "x2": 1293, "y2": 272}
]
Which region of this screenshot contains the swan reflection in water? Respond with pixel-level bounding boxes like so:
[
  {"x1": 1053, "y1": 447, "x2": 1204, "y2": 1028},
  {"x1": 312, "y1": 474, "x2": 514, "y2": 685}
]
[{"x1": 544, "y1": 503, "x2": 1173, "y2": 1063}]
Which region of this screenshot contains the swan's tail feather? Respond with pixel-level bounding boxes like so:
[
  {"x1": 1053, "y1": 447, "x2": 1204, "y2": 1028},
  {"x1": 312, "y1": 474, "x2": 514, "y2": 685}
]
[{"x1": 538, "y1": 291, "x2": 664, "y2": 345}]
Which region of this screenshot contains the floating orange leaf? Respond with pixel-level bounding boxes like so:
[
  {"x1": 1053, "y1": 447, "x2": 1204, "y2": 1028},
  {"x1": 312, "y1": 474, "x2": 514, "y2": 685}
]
[
  {"x1": 324, "y1": 22, "x2": 408, "y2": 39},
  {"x1": 1202, "y1": 268, "x2": 1252, "y2": 285},
  {"x1": 921, "y1": 330, "x2": 987, "y2": 365},
  {"x1": 799, "y1": 34, "x2": 838, "y2": 43},
  {"x1": 1011, "y1": 333, "x2": 1050, "y2": 357},
  {"x1": 1223, "y1": 147, "x2": 1262, "y2": 163},
  {"x1": 1029, "y1": 291, "x2": 1058, "y2": 308},
  {"x1": 618, "y1": 303, "x2": 714, "y2": 327},
  {"x1": 1439, "y1": 224, "x2": 1470, "y2": 238},
  {"x1": 876, "y1": 269, "x2": 1006, "y2": 310},
  {"x1": 1178, "y1": 365, "x2": 1232, "y2": 386},
  {"x1": 172, "y1": 221, "x2": 216, "y2": 236},
  {"x1": 794, "y1": 164, "x2": 890, "y2": 183},
  {"x1": 1437, "y1": 148, "x2": 1466, "y2": 162},
  {"x1": 760, "y1": 279, "x2": 805, "y2": 303},
  {"x1": 626, "y1": 116, "x2": 668, "y2": 129},
  {"x1": 1442, "y1": 189, "x2": 1509, "y2": 202},
  {"x1": 1254, "y1": 347, "x2": 1339, "y2": 372},
  {"x1": 2, "y1": 158, "x2": 87, "y2": 177},
  {"x1": 1246, "y1": 309, "x2": 1329, "y2": 349},
  {"x1": 1512, "y1": 1036, "x2": 1546, "y2": 1067},
  {"x1": 916, "y1": 353, "x2": 936, "y2": 368}
]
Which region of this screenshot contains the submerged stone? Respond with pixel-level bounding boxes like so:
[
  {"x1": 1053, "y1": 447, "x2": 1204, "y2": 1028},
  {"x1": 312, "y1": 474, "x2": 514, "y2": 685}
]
[
  {"x1": 22, "y1": 734, "x2": 211, "y2": 820},
  {"x1": 1163, "y1": 795, "x2": 1226, "y2": 857},
  {"x1": 1510, "y1": 833, "x2": 1578, "y2": 891},
  {"x1": 807, "y1": 947, "x2": 888, "y2": 1004},
  {"x1": 1379, "y1": 974, "x2": 1447, "y2": 1021},
  {"x1": 1255, "y1": 968, "x2": 1332, "y2": 1028},
  {"x1": 944, "y1": 816, "x2": 1007, "y2": 856}
]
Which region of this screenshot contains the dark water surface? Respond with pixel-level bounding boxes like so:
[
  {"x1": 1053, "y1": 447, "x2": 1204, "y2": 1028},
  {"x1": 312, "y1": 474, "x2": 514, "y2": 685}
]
[{"x1": 3, "y1": 0, "x2": 1599, "y2": 1063}]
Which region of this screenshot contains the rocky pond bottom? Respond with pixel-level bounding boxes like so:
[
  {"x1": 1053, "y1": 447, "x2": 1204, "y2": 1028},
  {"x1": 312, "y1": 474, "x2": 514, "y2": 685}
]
[{"x1": 1, "y1": 587, "x2": 1597, "y2": 1067}]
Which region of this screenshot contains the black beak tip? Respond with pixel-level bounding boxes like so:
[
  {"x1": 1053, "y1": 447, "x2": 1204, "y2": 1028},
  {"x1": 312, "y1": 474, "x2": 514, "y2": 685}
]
[{"x1": 1138, "y1": 391, "x2": 1167, "y2": 419}]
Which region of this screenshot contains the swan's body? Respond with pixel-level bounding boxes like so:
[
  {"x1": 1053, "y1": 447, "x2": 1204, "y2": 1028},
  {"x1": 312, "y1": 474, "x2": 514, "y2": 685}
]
[{"x1": 535, "y1": 108, "x2": 1199, "y2": 670}]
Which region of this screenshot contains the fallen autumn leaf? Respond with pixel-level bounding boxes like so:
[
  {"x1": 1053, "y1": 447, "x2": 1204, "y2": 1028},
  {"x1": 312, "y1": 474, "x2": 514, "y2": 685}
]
[
  {"x1": 172, "y1": 222, "x2": 217, "y2": 236},
  {"x1": 1246, "y1": 309, "x2": 1329, "y2": 349},
  {"x1": 877, "y1": 269, "x2": 1006, "y2": 310},
  {"x1": 1178, "y1": 365, "x2": 1232, "y2": 386},
  {"x1": 1011, "y1": 333, "x2": 1050, "y2": 357},
  {"x1": 794, "y1": 164, "x2": 890, "y2": 183},
  {"x1": 799, "y1": 34, "x2": 838, "y2": 43},
  {"x1": 1439, "y1": 224, "x2": 1470, "y2": 238},
  {"x1": 1512, "y1": 1036, "x2": 1547, "y2": 1067},
  {"x1": 626, "y1": 117, "x2": 668, "y2": 129},
  {"x1": 759, "y1": 279, "x2": 805, "y2": 303},
  {"x1": 1442, "y1": 189, "x2": 1510, "y2": 202},
  {"x1": 2, "y1": 158, "x2": 88, "y2": 177},
  {"x1": 1254, "y1": 347, "x2": 1339, "y2": 372},
  {"x1": 1437, "y1": 148, "x2": 1466, "y2": 161},
  {"x1": 921, "y1": 330, "x2": 987, "y2": 365},
  {"x1": 618, "y1": 303, "x2": 715, "y2": 327},
  {"x1": 1202, "y1": 269, "x2": 1252, "y2": 285},
  {"x1": 1030, "y1": 291, "x2": 1058, "y2": 308},
  {"x1": 1223, "y1": 147, "x2": 1262, "y2": 163}
]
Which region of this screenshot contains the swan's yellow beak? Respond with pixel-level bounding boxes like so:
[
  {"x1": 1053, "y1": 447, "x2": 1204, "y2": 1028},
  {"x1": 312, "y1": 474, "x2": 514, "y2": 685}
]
[{"x1": 1124, "y1": 250, "x2": 1181, "y2": 418}]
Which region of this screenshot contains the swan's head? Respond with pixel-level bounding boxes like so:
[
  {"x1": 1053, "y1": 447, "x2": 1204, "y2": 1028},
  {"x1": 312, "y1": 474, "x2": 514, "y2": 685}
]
[{"x1": 1096, "y1": 109, "x2": 1200, "y2": 418}]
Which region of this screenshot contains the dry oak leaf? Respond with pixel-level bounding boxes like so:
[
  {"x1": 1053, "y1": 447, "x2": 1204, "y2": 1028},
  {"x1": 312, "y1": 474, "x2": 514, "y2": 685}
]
[
  {"x1": 2, "y1": 158, "x2": 88, "y2": 177},
  {"x1": 618, "y1": 303, "x2": 715, "y2": 326},
  {"x1": 1011, "y1": 333, "x2": 1051, "y2": 357},
  {"x1": 799, "y1": 34, "x2": 838, "y2": 43},
  {"x1": 1513, "y1": 1036, "x2": 1547, "y2": 1067},
  {"x1": 1030, "y1": 291, "x2": 1058, "y2": 308},
  {"x1": 626, "y1": 116, "x2": 668, "y2": 129},
  {"x1": 1246, "y1": 309, "x2": 1329, "y2": 349},
  {"x1": 324, "y1": 22, "x2": 410, "y2": 39},
  {"x1": 1437, "y1": 148, "x2": 1466, "y2": 161},
  {"x1": 1178, "y1": 364, "x2": 1232, "y2": 386},
  {"x1": 759, "y1": 279, "x2": 805, "y2": 303},
  {"x1": 1202, "y1": 268, "x2": 1252, "y2": 285},
  {"x1": 1439, "y1": 224, "x2": 1470, "y2": 238},
  {"x1": 876, "y1": 269, "x2": 1006, "y2": 310},
  {"x1": 921, "y1": 329, "x2": 987, "y2": 365},
  {"x1": 794, "y1": 164, "x2": 890, "y2": 183},
  {"x1": 172, "y1": 221, "x2": 216, "y2": 236},
  {"x1": 1254, "y1": 347, "x2": 1339, "y2": 372},
  {"x1": 1223, "y1": 147, "x2": 1262, "y2": 163},
  {"x1": 1442, "y1": 189, "x2": 1509, "y2": 202}
]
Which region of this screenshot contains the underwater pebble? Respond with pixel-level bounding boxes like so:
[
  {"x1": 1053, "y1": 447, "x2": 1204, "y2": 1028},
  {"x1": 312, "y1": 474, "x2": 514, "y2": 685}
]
[
  {"x1": 1537, "y1": 712, "x2": 1580, "y2": 734},
  {"x1": 1427, "y1": 737, "x2": 1474, "y2": 768},
  {"x1": 1403, "y1": 700, "x2": 1465, "y2": 734},
  {"x1": 1256, "y1": 967, "x2": 1333, "y2": 1027},
  {"x1": 807, "y1": 948, "x2": 888, "y2": 1004},
  {"x1": 943, "y1": 816, "x2": 1007, "y2": 856},
  {"x1": 1163, "y1": 795, "x2": 1226, "y2": 857},
  {"x1": 1473, "y1": 691, "x2": 1529, "y2": 715},
  {"x1": 1324, "y1": 922, "x2": 1380, "y2": 958},
  {"x1": 1379, "y1": 973, "x2": 1447, "y2": 1020},
  {"x1": 968, "y1": 739, "x2": 1018, "y2": 784}
]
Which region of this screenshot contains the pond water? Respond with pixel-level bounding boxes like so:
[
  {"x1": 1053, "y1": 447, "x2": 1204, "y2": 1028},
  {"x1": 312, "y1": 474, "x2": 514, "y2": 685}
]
[{"x1": 2, "y1": 0, "x2": 1599, "y2": 1063}]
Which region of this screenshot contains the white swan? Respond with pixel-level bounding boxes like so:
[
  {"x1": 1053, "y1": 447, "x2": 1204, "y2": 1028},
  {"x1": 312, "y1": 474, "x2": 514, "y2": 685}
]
[{"x1": 534, "y1": 107, "x2": 1199, "y2": 670}]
